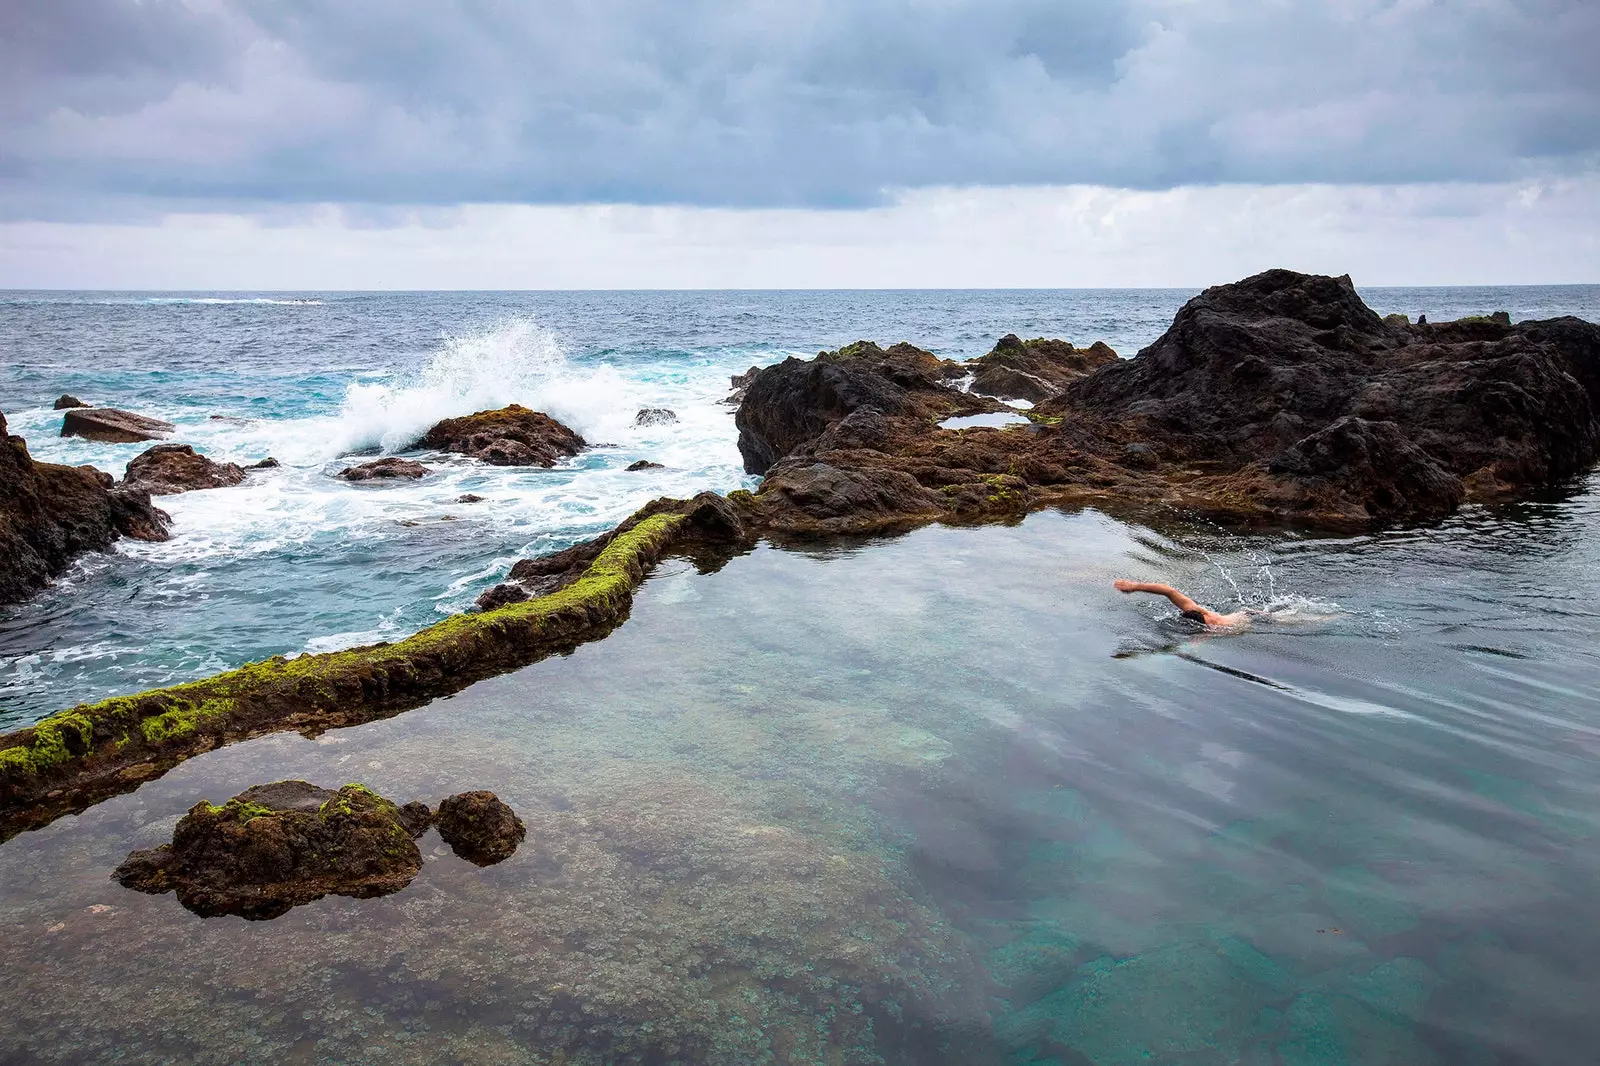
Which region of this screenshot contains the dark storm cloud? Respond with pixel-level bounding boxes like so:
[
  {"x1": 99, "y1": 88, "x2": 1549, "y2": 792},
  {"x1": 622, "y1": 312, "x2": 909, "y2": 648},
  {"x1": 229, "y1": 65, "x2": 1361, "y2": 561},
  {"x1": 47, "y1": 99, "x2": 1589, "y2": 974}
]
[{"x1": 3, "y1": 0, "x2": 1597, "y2": 217}]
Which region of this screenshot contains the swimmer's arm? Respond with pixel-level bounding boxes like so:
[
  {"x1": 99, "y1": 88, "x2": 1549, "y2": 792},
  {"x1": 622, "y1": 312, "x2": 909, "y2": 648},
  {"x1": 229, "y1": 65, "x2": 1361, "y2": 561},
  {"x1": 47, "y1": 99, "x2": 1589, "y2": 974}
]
[{"x1": 1113, "y1": 580, "x2": 1206, "y2": 615}]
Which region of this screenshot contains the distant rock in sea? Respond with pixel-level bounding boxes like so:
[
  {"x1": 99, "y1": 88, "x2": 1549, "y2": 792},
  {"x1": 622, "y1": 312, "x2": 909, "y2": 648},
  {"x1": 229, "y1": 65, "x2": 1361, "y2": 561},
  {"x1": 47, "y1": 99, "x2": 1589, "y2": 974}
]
[
  {"x1": 1, "y1": 409, "x2": 170, "y2": 603},
  {"x1": 53, "y1": 395, "x2": 88, "y2": 410},
  {"x1": 123, "y1": 444, "x2": 246, "y2": 496},
  {"x1": 60, "y1": 407, "x2": 174, "y2": 444},
  {"x1": 339, "y1": 457, "x2": 430, "y2": 481},
  {"x1": 626, "y1": 459, "x2": 664, "y2": 471},
  {"x1": 419, "y1": 404, "x2": 585, "y2": 466},
  {"x1": 633, "y1": 407, "x2": 678, "y2": 426}
]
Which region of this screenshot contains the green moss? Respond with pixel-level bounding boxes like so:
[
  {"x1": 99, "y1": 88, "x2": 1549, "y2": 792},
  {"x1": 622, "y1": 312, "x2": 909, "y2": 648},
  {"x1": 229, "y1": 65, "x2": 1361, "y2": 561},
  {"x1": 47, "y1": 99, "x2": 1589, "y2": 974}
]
[
  {"x1": 1024, "y1": 411, "x2": 1063, "y2": 426},
  {"x1": 0, "y1": 512, "x2": 686, "y2": 796}
]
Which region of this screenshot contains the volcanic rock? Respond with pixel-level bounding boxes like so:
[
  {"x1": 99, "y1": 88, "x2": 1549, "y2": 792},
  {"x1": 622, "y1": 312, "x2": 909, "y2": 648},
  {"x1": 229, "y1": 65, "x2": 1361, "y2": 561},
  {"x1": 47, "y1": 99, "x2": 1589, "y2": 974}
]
[
  {"x1": 113, "y1": 781, "x2": 424, "y2": 919},
  {"x1": 123, "y1": 444, "x2": 246, "y2": 496},
  {"x1": 968, "y1": 334, "x2": 1120, "y2": 402},
  {"x1": 339, "y1": 457, "x2": 430, "y2": 481},
  {"x1": 1, "y1": 410, "x2": 170, "y2": 603},
  {"x1": 626, "y1": 459, "x2": 665, "y2": 471},
  {"x1": 435, "y1": 790, "x2": 526, "y2": 866},
  {"x1": 456, "y1": 493, "x2": 484, "y2": 503},
  {"x1": 249, "y1": 457, "x2": 280, "y2": 469},
  {"x1": 53, "y1": 395, "x2": 88, "y2": 410},
  {"x1": 633, "y1": 407, "x2": 678, "y2": 426},
  {"x1": 60, "y1": 408, "x2": 175, "y2": 444},
  {"x1": 419, "y1": 405, "x2": 585, "y2": 467}
]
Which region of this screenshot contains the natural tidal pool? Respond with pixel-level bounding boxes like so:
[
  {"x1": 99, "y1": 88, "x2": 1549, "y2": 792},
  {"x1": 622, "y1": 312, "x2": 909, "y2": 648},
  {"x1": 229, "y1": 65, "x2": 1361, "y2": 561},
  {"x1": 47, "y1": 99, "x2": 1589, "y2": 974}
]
[{"x1": 2, "y1": 490, "x2": 1599, "y2": 1065}]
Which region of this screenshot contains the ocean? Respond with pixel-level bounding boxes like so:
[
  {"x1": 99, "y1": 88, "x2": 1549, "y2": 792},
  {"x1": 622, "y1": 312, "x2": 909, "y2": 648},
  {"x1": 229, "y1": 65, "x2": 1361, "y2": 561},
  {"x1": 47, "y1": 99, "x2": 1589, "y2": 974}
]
[{"x1": 2, "y1": 286, "x2": 1599, "y2": 1064}]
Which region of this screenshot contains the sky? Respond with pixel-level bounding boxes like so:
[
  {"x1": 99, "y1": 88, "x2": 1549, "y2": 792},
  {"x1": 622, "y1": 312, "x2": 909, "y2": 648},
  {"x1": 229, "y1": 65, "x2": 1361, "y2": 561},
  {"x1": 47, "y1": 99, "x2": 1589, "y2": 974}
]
[{"x1": 2, "y1": 0, "x2": 1597, "y2": 288}]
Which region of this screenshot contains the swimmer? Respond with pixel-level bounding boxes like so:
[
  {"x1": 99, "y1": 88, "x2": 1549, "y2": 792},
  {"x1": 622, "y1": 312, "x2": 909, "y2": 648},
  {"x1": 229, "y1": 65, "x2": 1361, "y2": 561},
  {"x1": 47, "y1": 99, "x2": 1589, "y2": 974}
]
[{"x1": 1114, "y1": 579, "x2": 1251, "y2": 628}]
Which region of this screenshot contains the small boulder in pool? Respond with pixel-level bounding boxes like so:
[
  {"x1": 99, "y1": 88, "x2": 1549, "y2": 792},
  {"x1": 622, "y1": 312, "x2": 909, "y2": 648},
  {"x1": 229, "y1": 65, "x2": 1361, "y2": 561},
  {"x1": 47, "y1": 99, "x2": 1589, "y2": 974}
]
[
  {"x1": 339, "y1": 457, "x2": 430, "y2": 481},
  {"x1": 123, "y1": 444, "x2": 246, "y2": 496},
  {"x1": 60, "y1": 407, "x2": 174, "y2": 443},
  {"x1": 114, "y1": 781, "x2": 425, "y2": 920},
  {"x1": 633, "y1": 407, "x2": 678, "y2": 426},
  {"x1": 436, "y1": 790, "x2": 526, "y2": 866}
]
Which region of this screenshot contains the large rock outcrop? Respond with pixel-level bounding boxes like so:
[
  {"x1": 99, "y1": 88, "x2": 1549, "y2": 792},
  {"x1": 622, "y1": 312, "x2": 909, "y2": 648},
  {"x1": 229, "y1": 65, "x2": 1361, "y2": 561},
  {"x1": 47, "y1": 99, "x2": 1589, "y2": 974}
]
[
  {"x1": 418, "y1": 404, "x2": 585, "y2": 466},
  {"x1": 1, "y1": 411, "x2": 170, "y2": 603},
  {"x1": 729, "y1": 270, "x2": 1600, "y2": 533},
  {"x1": 60, "y1": 408, "x2": 174, "y2": 443},
  {"x1": 114, "y1": 781, "x2": 426, "y2": 920},
  {"x1": 968, "y1": 334, "x2": 1119, "y2": 402},
  {"x1": 123, "y1": 444, "x2": 246, "y2": 496}
]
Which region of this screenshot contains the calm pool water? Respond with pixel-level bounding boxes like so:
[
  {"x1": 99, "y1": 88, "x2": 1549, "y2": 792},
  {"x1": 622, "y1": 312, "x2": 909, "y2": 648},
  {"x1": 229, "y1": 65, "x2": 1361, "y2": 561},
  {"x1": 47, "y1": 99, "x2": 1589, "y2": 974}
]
[{"x1": 2, "y1": 487, "x2": 1598, "y2": 1064}]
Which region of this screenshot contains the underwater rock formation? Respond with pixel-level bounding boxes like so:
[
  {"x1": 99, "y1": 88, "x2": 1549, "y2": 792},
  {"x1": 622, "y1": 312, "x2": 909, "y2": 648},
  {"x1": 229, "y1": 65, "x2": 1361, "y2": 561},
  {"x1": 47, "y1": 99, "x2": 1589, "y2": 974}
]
[
  {"x1": 123, "y1": 444, "x2": 246, "y2": 496},
  {"x1": 338, "y1": 457, "x2": 430, "y2": 481},
  {"x1": 419, "y1": 404, "x2": 585, "y2": 466},
  {"x1": 60, "y1": 407, "x2": 175, "y2": 443},
  {"x1": 115, "y1": 781, "x2": 425, "y2": 919},
  {"x1": 0, "y1": 410, "x2": 170, "y2": 604},
  {"x1": 969, "y1": 334, "x2": 1119, "y2": 402},
  {"x1": 435, "y1": 790, "x2": 525, "y2": 865},
  {"x1": 730, "y1": 270, "x2": 1600, "y2": 532}
]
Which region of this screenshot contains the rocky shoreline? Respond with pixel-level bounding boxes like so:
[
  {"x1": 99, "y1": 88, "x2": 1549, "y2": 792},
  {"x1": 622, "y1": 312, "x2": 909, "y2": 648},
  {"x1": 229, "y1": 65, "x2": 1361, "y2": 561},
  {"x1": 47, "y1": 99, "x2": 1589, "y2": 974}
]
[{"x1": 2, "y1": 268, "x2": 1597, "y2": 838}]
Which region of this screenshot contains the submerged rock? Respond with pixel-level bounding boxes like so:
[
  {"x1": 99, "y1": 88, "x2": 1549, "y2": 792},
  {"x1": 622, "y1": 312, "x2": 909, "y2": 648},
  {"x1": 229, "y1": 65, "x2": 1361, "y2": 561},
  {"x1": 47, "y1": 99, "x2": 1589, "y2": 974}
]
[
  {"x1": 114, "y1": 781, "x2": 424, "y2": 920},
  {"x1": 339, "y1": 457, "x2": 430, "y2": 481},
  {"x1": 968, "y1": 334, "x2": 1119, "y2": 402},
  {"x1": 0, "y1": 410, "x2": 170, "y2": 603},
  {"x1": 730, "y1": 270, "x2": 1600, "y2": 532},
  {"x1": 60, "y1": 407, "x2": 175, "y2": 443},
  {"x1": 53, "y1": 394, "x2": 88, "y2": 410},
  {"x1": 625, "y1": 459, "x2": 664, "y2": 471},
  {"x1": 455, "y1": 492, "x2": 484, "y2": 503},
  {"x1": 419, "y1": 404, "x2": 585, "y2": 467},
  {"x1": 633, "y1": 407, "x2": 678, "y2": 426},
  {"x1": 123, "y1": 444, "x2": 246, "y2": 496},
  {"x1": 435, "y1": 790, "x2": 525, "y2": 865}
]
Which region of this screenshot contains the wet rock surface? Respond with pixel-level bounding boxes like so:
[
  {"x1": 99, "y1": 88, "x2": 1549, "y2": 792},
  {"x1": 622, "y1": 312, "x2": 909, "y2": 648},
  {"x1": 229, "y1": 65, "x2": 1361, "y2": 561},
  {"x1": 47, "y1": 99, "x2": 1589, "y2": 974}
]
[
  {"x1": 53, "y1": 394, "x2": 89, "y2": 410},
  {"x1": 1, "y1": 410, "x2": 170, "y2": 603},
  {"x1": 625, "y1": 459, "x2": 664, "y2": 471},
  {"x1": 59, "y1": 407, "x2": 175, "y2": 443},
  {"x1": 419, "y1": 404, "x2": 586, "y2": 466},
  {"x1": 731, "y1": 270, "x2": 1600, "y2": 532},
  {"x1": 435, "y1": 790, "x2": 526, "y2": 865},
  {"x1": 122, "y1": 444, "x2": 247, "y2": 496},
  {"x1": 633, "y1": 407, "x2": 678, "y2": 426},
  {"x1": 114, "y1": 781, "x2": 424, "y2": 919},
  {"x1": 339, "y1": 457, "x2": 430, "y2": 481}
]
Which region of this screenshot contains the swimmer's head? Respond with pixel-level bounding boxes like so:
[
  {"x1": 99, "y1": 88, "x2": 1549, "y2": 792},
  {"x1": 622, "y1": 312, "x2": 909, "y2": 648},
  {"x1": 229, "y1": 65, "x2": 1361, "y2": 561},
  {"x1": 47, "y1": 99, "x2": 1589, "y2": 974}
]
[{"x1": 1179, "y1": 608, "x2": 1210, "y2": 623}]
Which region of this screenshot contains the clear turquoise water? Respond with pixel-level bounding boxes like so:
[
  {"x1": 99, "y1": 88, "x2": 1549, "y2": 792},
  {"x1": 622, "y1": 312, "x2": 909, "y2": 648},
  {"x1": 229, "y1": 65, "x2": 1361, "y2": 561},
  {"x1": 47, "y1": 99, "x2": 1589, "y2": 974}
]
[
  {"x1": 3, "y1": 286, "x2": 1598, "y2": 725},
  {"x1": 1, "y1": 492, "x2": 1597, "y2": 1064}
]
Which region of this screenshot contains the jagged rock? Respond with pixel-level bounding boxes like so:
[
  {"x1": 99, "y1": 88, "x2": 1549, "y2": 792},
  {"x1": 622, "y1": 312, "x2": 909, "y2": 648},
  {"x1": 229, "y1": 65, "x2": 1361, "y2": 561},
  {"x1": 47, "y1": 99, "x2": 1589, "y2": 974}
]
[
  {"x1": 626, "y1": 459, "x2": 665, "y2": 471},
  {"x1": 968, "y1": 334, "x2": 1119, "y2": 402},
  {"x1": 53, "y1": 395, "x2": 88, "y2": 410},
  {"x1": 250, "y1": 457, "x2": 280, "y2": 469},
  {"x1": 475, "y1": 581, "x2": 529, "y2": 611},
  {"x1": 435, "y1": 790, "x2": 526, "y2": 866},
  {"x1": 60, "y1": 407, "x2": 174, "y2": 443},
  {"x1": 397, "y1": 801, "x2": 433, "y2": 837},
  {"x1": 113, "y1": 781, "x2": 423, "y2": 920},
  {"x1": 633, "y1": 408, "x2": 678, "y2": 426},
  {"x1": 456, "y1": 493, "x2": 484, "y2": 503},
  {"x1": 123, "y1": 444, "x2": 246, "y2": 496},
  {"x1": 1, "y1": 410, "x2": 170, "y2": 603},
  {"x1": 339, "y1": 457, "x2": 429, "y2": 481},
  {"x1": 419, "y1": 405, "x2": 585, "y2": 467}
]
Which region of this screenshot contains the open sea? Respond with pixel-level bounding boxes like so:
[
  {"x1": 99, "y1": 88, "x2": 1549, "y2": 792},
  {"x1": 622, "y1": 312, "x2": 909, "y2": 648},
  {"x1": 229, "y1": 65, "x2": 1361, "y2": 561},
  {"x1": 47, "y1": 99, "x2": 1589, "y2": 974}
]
[{"x1": 2, "y1": 286, "x2": 1599, "y2": 1064}]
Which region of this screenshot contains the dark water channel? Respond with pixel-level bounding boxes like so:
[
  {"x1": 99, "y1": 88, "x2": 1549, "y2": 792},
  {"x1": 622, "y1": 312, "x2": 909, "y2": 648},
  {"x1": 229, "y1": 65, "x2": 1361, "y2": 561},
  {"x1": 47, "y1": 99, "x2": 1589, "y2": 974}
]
[{"x1": 2, "y1": 486, "x2": 1598, "y2": 1065}]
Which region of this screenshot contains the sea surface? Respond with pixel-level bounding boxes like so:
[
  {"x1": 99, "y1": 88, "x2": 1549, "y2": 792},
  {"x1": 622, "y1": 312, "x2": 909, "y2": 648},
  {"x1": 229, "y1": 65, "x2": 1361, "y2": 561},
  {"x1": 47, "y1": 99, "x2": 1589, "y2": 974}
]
[{"x1": 1, "y1": 287, "x2": 1599, "y2": 1064}]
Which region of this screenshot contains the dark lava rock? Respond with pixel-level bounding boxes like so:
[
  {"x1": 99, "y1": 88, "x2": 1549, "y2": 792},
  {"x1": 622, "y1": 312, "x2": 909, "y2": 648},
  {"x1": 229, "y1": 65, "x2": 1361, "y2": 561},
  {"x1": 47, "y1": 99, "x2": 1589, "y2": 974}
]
[
  {"x1": 727, "y1": 270, "x2": 1600, "y2": 533},
  {"x1": 419, "y1": 404, "x2": 585, "y2": 467},
  {"x1": 339, "y1": 457, "x2": 430, "y2": 481},
  {"x1": 626, "y1": 459, "x2": 665, "y2": 471},
  {"x1": 123, "y1": 444, "x2": 246, "y2": 496},
  {"x1": 475, "y1": 581, "x2": 530, "y2": 611},
  {"x1": 114, "y1": 781, "x2": 424, "y2": 919},
  {"x1": 398, "y1": 801, "x2": 433, "y2": 837},
  {"x1": 735, "y1": 340, "x2": 995, "y2": 475},
  {"x1": 250, "y1": 457, "x2": 280, "y2": 469},
  {"x1": 60, "y1": 407, "x2": 175, "y2": 444},
  {"x1": 968, "y1": 334, "x2": 1119, "y2": 402},
  {"x1": 456, "y1": 493, "x2": 484, "y2": 503},
  {"x1": 435, "y1": 790, "x2": 526, "y2": 866},
  {"x1": 1, "y1": 410, "x2": 170, "y2": 603},
  {"x1": 633, "y1": 408, "x2": 678, "y2": 427},
  {"x1": 53, "y1": 395, "x2": 88, "y2": 410}
]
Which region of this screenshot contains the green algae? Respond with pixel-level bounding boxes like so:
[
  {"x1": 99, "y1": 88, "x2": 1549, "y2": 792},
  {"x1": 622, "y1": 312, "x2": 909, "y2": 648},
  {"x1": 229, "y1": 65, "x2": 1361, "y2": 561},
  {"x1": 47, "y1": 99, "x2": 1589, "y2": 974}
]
[{"x1": 0, "y1": 511, "x2": 687, "y2": 832}]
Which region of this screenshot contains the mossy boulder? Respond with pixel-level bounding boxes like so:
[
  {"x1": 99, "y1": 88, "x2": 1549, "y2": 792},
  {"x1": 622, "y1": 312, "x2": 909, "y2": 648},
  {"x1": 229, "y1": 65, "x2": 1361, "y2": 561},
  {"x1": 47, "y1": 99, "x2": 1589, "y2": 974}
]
[
  {"x1": 419, "y1": 404, "x2": 585, "y2": 467},
  {"x1": 435, "y1": 790, "x2": 525, "y2": 865},
  {"x1": 968, "y1": 334, "x2": 1120, "y2": 402},
  {"x1": 115, "y1": 781, "x2": 426, "y2": 919}
]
